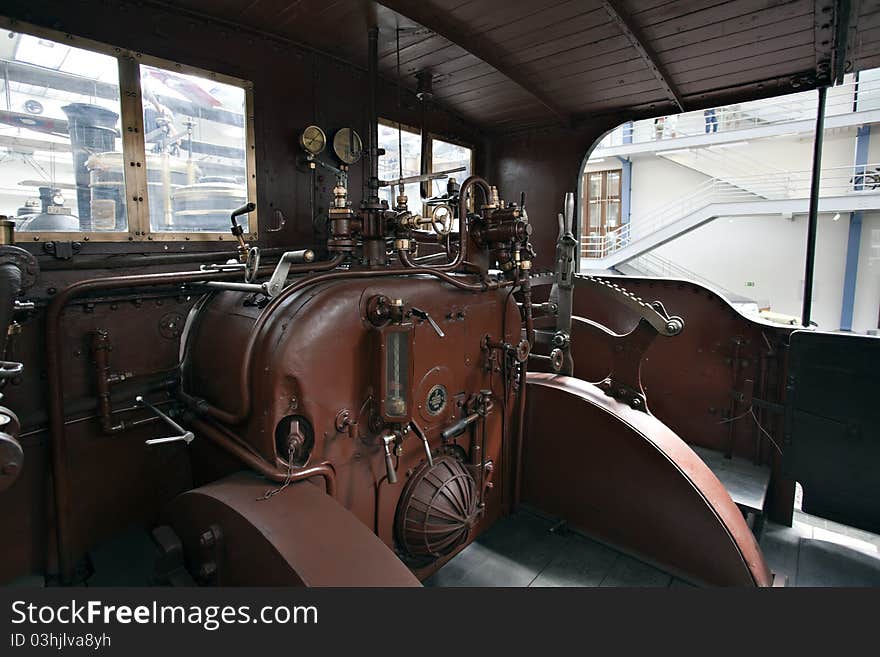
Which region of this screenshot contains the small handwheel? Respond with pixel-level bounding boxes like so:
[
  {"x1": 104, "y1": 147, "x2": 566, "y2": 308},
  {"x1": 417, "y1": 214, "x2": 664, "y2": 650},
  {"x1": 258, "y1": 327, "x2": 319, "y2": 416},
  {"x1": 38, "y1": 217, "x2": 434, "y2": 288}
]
[
  {"x1": 244, "y1": 247, "x2": 260, "y2": 283},
  {"x1": 430, "y1": 204, "x2": 452, "y2": 236}
]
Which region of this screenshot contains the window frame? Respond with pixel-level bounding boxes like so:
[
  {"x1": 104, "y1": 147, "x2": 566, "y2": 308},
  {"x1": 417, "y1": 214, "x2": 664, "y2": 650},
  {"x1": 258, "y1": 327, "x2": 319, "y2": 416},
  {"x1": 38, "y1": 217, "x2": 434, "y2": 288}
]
[
  {"x1": 583, "y1": 168, "x2": 622, "y2": 237},
  {"x1": 377, "y1": 117, "x2": 476, "y2": 213},
  {"x1": 0, "y1": 16, "x2": 258, "y2": 243}
]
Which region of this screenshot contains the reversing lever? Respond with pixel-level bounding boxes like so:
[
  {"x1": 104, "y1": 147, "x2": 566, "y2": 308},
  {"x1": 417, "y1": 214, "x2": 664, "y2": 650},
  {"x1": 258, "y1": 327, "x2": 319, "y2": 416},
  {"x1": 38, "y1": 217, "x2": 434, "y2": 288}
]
[
  {"x1": 410, "y1": 307, "x2": 445, "y2": 338},
  {"x1": 136, "y1": 396, "x2": 194, "y2": 446}
]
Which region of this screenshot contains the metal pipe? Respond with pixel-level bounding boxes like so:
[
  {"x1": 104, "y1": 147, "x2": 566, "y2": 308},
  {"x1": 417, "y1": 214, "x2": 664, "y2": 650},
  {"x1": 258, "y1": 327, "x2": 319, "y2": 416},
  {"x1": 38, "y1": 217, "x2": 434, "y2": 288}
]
[
  {"x1": 90, "y1": 330, "x2": 131, "y2": 434},
  {"x1": 188, "y1": 417, "x2": 336, "y2": 497},
  {"x1": 367, "y1": 27, "x2": 380, "y2": 202},
  {"x1": 0, "y1": 263, "x2": 22, "y2": 356},
  {"x1": 801, "y1": 85, "x2": 827, "y2": 327},
  {"x1": 399, "y1": 175, "x2": 490, "y2": 272},
  {"x1": 513, "y1": 273, "x2": 533, "y2": 509}
]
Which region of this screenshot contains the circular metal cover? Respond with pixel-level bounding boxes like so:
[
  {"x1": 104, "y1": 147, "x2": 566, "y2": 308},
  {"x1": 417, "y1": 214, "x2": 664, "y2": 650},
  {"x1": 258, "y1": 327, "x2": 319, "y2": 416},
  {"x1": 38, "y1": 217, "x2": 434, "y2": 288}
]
[{"x1": 394, "y1": 455, "x2": 479, "y2": 562}]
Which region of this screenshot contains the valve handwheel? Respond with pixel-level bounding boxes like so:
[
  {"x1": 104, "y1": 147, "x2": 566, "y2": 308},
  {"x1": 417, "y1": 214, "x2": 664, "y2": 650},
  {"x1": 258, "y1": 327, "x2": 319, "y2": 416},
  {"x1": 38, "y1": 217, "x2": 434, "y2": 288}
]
[{"x1": 430, "y1": 204, "x2": 452, "y2": 236}]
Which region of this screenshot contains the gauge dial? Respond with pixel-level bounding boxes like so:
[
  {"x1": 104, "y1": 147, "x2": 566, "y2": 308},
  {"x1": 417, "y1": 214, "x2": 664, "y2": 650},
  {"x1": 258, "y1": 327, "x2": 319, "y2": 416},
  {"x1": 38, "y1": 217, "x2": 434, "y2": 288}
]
[
  {"x1": 333, "y1": 128, "x2": 363, "y2": 165},
  {"x1": 299, "y1": 125, "x2": 326, "y2": 156}
]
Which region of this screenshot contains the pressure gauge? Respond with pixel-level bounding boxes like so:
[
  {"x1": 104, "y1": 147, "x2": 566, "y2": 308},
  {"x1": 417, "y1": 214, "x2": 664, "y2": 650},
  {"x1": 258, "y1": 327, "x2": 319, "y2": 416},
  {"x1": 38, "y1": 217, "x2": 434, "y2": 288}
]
[
  {"x1": 299, "y1": 125, "x2": 326, "y2": 156},
  {"x1": 333, "y1": 127, "x2": 363, "y2": 165}
]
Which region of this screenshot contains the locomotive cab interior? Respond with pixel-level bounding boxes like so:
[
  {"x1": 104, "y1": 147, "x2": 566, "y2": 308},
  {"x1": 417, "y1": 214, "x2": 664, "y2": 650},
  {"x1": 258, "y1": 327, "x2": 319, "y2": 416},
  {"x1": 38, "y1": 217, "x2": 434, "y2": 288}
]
[{"x1": 0, "y1": 0, "x2": 878, "y2": 589}]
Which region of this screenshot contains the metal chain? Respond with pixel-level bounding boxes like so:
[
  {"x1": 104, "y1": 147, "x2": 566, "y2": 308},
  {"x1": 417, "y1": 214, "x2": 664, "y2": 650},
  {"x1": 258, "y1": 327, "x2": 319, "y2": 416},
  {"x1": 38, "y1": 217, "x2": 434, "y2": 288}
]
[
  {"x1": 575, "y1": 274, "x2": 683, "y2": 336},
  {"x1": 257, "y1": 444, "x2": 294, "y2": 501}
]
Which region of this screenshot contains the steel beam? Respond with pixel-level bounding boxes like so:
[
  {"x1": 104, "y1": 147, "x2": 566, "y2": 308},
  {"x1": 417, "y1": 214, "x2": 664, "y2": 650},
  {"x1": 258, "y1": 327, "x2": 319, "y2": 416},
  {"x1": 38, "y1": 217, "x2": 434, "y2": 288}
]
[
  {"x1": 802, "y1": 86, "x2": 828, "y2": 328},
  {"x1": 839, "y1": 121, "x2": 869, "y2": 330},
  {"x1": 601, "y1": 0, "x2": 684, "y2": 112}
]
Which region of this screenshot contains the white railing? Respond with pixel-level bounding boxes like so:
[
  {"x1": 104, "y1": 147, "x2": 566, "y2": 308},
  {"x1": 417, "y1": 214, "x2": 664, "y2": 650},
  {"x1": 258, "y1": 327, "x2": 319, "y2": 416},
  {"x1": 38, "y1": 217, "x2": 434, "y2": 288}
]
[
  {"x1": 594, "y1": 76, "x2": 880, "y2": 149},
  {"x1": 625, "y1": 252, "x2": 740, "y2": 299},
  {"x1": 582, "y1": 163, "x2": 880, "y2": 259}
]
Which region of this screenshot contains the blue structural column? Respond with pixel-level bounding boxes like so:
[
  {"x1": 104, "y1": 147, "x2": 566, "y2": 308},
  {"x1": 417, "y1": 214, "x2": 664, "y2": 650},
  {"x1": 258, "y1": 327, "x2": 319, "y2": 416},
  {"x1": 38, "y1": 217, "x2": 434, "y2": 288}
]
[
  {"x1": 616, "y1": 155, "x2": 632, "y2": 226},
  {"x1": 840, "y1": 124, "x2": 870, "y2": 331}
]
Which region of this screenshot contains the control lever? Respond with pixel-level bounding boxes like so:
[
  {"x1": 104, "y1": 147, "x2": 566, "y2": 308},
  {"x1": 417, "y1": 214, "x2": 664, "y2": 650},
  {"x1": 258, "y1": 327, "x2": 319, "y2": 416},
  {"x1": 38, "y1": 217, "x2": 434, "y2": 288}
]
[
  {"x1": 382, "y1": 433, "x2": 398, "y2": 484},
  {"x1": 136, "y1": 396, "x2": 194, "y2": 446},
  {"x1": 409, "y1": 421, "x2": 433, "y2": 467},
  {"x1": 410, "y1": 307, "x2": 445, "y2": 338},
  {"x1": 441, "y1": 411, "x2": 480, "y2": 441},
  {"x1": 230, "y1": 202, "x2": 255, "y2": 261}
]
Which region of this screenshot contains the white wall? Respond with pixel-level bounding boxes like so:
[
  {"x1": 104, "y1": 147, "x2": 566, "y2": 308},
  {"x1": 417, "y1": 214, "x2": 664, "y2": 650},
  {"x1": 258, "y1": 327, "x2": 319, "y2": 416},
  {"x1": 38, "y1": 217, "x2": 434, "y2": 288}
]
[
  {"x1": 621, "y1": 130, "x2": 880, "y2": 332},
  {"x1": 652, "y1": 212, "x2": 851, "y2": 330}
]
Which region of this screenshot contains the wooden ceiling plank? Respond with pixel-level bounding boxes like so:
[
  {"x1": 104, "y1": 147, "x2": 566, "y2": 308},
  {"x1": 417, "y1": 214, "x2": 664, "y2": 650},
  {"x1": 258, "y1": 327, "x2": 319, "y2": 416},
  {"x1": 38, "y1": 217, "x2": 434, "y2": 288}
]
[
  {"x1": 378, "y1": 1, "x2": 573, "y2": 126},
  {"x1": 673, "y1": 43, "x2": 816, "y2": 85},
  {"x1": 517, "y1": 36, "x2": 633, "y2": 73},
  {"x1": 666, "y1": 29, "x2": 815, "y2": 76},
  {"x1": 678, "y1": 56, "x2": 817, "y2": 94},
  {"x1": 658, "y1": 12, "x2": 815, "y2": 63},
  {"x1": 646, "y1": 1, "x2": 812, "y2": 46},
  {"x1": 510, "y1": 23, "x2": 625, "y2": 67},
  {"x1": 601, "y1": 0, "x2": 684, "y2": 111},
  {"x1": 541, "y1": 57, "x2": 655, "y2": 93},
  {"x1": 634, "y1": 0, "x2": 739, "y2": 27}
]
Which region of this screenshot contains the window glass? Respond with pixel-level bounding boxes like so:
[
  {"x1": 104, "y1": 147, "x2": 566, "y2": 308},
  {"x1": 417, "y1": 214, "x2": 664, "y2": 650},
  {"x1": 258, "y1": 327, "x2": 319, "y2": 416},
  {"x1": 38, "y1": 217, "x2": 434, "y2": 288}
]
[
  {"x1": 0, "y1": 33, "x2": 126, "y2": 232},
  {"x1": 430, "y1": 138, "x2": 471, "y2": 197},
  {"x1": 140, "y1": 64, "x2": 248, "y2": 232},
  {"x1": 377, "y1": 122, "x2": 421, "y2": 210}
]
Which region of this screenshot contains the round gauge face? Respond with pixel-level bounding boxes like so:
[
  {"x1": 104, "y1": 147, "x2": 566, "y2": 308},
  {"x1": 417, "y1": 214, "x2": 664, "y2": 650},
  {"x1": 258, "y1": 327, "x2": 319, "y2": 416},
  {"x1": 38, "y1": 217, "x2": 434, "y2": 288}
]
[
  {"x1": 299, "y1": 125, "x2": 326, "y2": 155},
  {"x1": 333, "y1": 128, "x2": 363, "y2": 165}
]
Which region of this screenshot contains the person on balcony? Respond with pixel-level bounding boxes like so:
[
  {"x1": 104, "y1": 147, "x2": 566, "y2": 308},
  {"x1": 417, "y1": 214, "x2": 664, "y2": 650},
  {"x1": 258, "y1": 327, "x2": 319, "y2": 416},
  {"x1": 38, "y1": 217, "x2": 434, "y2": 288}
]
[
  {"x1": 654, "y1": 116, "x2": 665, "y2": 140},
  {"x1": 704, "y1": 108, "x2": 718, "y2": 133}
]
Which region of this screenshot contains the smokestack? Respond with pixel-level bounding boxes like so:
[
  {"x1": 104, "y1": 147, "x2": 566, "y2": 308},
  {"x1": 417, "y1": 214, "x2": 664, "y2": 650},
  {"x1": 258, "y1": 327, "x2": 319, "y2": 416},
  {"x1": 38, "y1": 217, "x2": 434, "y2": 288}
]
[{"x1": 61, "y1": 103, "x2": 119, "y2": 231}]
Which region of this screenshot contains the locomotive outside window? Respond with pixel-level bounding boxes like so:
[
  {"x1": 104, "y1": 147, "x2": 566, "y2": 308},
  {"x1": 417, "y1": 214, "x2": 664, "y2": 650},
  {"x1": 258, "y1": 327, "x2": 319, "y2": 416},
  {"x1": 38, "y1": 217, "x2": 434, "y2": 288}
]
[
  {"x1": 430, "y1": 138, "x2": 472, "y2": 197},
  {"x1": 377, "y1": 120, "x2": 422, "y2": 209},
  {"x1": 0, "y1": 32, "x2": 127, "y2": 234},
  {"x1": 377, "y1": 119, "x2": 474, "y2": 217},
  {"x1": 0, "y1": 17, "x2": 256, "y2": 242}
]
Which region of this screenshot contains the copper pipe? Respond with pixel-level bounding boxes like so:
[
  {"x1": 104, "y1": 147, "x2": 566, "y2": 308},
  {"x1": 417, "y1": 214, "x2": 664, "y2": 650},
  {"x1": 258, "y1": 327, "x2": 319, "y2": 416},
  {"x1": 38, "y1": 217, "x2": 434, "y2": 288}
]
[
  {"x1": 189, "y1": 417, "x2": 336, "y2": 497},
  {"x1": 397, "y1": 248, "x2": 482, "y2": 274},
  {"x1": 90, "y1": 330, "x2": 130, "y2": 434},
  {"x1": 402, "y1": 175, "x2": 490, "y2": 273},
  {"x1": 180, "y1": 265, "x2": 509, "y2": 425}
]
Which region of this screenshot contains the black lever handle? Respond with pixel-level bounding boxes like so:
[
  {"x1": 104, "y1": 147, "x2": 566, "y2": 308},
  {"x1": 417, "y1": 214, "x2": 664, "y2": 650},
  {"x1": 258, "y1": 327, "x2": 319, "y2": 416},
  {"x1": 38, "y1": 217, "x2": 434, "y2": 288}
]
[{"x1": 230, "y1": 202, "x2": 256, "y2": 222}]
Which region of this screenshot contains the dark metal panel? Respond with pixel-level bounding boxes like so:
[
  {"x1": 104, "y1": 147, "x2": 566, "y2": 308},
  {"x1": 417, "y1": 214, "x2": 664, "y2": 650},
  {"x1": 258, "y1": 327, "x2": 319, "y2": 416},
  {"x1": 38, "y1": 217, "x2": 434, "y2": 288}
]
[{"x1": 783, "y1": 331, "x2": 880, "y2": 534}]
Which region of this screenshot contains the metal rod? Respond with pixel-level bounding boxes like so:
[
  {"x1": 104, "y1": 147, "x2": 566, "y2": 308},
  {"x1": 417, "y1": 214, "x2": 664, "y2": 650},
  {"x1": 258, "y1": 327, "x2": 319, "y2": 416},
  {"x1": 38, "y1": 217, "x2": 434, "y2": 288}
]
[
  {"x1": 367, "y1": 26, "x2": 379, "y2": 202},
  {"x1": 801, "y1": 85, "x2": 827, "y2": 328}
]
